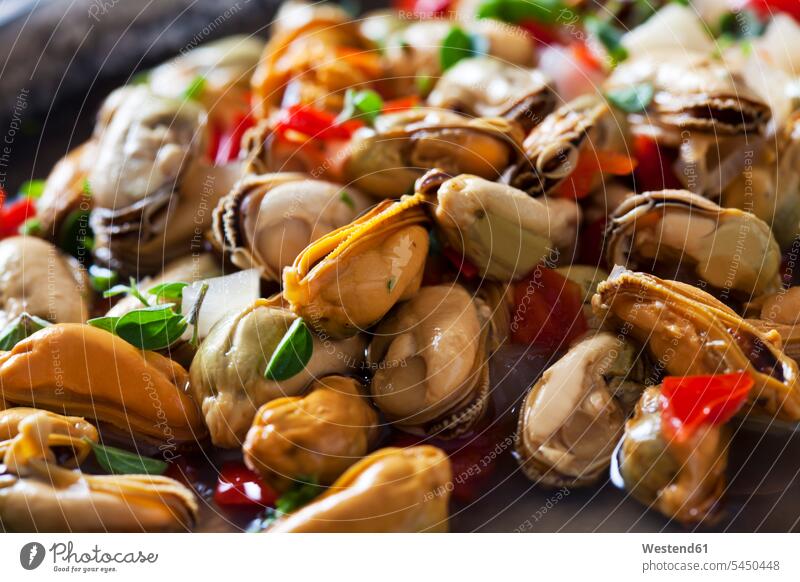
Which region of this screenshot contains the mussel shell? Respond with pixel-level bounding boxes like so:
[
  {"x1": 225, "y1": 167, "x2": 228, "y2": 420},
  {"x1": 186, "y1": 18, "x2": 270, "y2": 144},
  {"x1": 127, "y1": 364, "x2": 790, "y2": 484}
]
[
  {"x1": 504, "y1": 94, "x2": 629, "y2": 197},
  {"x1": 344, "y1": 111, "x2": 524, "y2": 198},
  {"x1": 211, "y1": 173, "x2": 367, "y2": 282},
  {"x1": 427, "y1": 57, "x2": 555, "y2": 133},
  {"x1": 606, "y1": 189, "x2": 781, "y2": 299},
  {"x1": 515, "y1": 332, "x2": 646, "y2": 488},
  {"x1": 368, "y1": 284, "x2": 493, "y2": 438},
  {"x1": 592, "y1": 268, "x2": 800, "y2": 421},
  {"x1": 606, "y1": 51, "x2": 771, "y2": 135}
]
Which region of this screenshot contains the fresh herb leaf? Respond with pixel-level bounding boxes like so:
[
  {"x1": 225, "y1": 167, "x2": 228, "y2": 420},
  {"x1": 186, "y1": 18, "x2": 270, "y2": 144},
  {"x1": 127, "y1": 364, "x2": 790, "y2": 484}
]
[
  {"x1": 88, "y1": 265, "x2": 119, "y2": 292},
  {"x1": 476, "y1": 0, "x2": 566, "y2": 24},
  {"x1": 103, "y1": 277, "x2": 150, "y2": 306},
  {"x1": 440, "y1": 26, "x2": 476, "y2": 71},
  {"x1": 0, "y1": 313, "x2": 50, "y2": 350},
  {"x1": 338, "y1": 89, "x2": 384, "y2": 125},
  {"x1": 339, "y1": 191, "x2": 356, "y2": 210},
  {"x1": 719, "y1": 10, "x2": 764, "y2": 39},
  {"x1": 264, "y1": 318, "x2": 313, "y2": 381},
  {"x1": 82, "y1": 179, "x2": 92, "y2": 197},
  {"x1": 20, "y1": 217, "x2": 41, "y2": 235},
  {"x1": 248, "y1": 507, "x2": 282, "y2": 532},
  {"x1": 19, "y1": 179, "x2": 45, "y2": 199},
  {"x1": 57, "y1": 209, "x2": 93, "y2": 259},
  {"x1": 585, "y1": 16, "x2": 628, "y2": 65},
  {"x1": 129, "y1": 70, "x2": 151, "y2": 85},
  {"x1": 275, "y1": 477, "x2": 324, "y2": 514},
  {"x1": 183, "y1": 76, "x2": 206, "y2": 101},
  {"x1": 605, "y1": 83, "x2": 654, "y2": 113},
  {"x1": 84, "y1": 438, "x2": 168, "y2": 475},
  {"x1": 415, "y1": 75, "x2": 433, "y2": 94},
  {"x1": 148, "y1": 281, "x2": 188, "y2": 302},
  {"x1": 387, "y1": 277, "x2": 396, "y2": 292},
  {"x1": 87, "y1": 304, "x2": 188, "y2": 351}
]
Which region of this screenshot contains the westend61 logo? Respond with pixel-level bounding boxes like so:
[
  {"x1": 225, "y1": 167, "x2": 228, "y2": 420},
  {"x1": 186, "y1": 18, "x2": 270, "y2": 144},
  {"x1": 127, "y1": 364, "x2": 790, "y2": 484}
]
[{"x1": 19, "y1": 541, "x2": 158, "y2": 574}]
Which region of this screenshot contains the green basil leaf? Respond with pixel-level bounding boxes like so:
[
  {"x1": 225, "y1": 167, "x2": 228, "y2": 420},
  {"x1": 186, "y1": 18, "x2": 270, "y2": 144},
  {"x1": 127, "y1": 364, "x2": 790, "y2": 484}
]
[
  {"x1": 19, "y1": 179, "x2": 45, "y2": 199},
  {"x1": 275, "y1": 477, "x2": 324, "y2": 514},
  {"x1": 82, "y1": 179, "x2": 92, "y2": 197},
  {"x1": 183, "y1": 76, "x2": 206, "y2": 101},
  {"x1": 476, "y1": 0, "x2": 566, "y2": 25},
  {"x1": 0, "y1": 313, "x2": 51, "y2": 350},
  {"x1": 147, "y1": 281, "x2": 188, "y2": 302},
  {"x1": 88, "y1": 305, "x2": 187, "y2": 351},
  {"x1": 338, "y1": 89, "x2": 384, "y2": 124},
  {"x1": 440, "y1": 26, "x2": 476, "y2": 71},
  {"x1": 585, "y1": 16, "x2": 628, "y2": 64},
  {"x1": 718, "y1": 10, "x2": 764, "y2": 40},
  {"x1": 89, "y1": 265, "x2": 119, "y2": 292},
  {"x1": 103, "y1": 284, "x2": 133, "y2": 298},
  {"x1": 84, "y1": 438, "x2": 168, "y2": 475},
  {"x1": 20, "y1": 217, "x2": 41, "y2": 235},
  {"x1": 264, "y1": 318, "x2": 313, "y2": 381},
  {"x1": 57, "y1": 209, "x2": 93, "y2": 259},
  {"x1": 605, "y1": 83, "x2": 654, "y2": 113},
  {"x1": 339, "y1": 191, "x2": 355, "y2": 210}
]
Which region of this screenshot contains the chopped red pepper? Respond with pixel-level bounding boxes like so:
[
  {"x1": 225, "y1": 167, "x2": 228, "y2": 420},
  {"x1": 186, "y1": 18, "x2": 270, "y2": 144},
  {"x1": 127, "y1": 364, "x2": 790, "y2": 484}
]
[
  {"x1": 383, "y1": 95, "x2": 420, "y2": 113},
  {"x1": 571, "y1": 41, "x2": 604, "y2": 73},
  {"x1": 556, "y1": 150, "x2": 637, "y2": 199},
  {"x1": 213, "y1": 112, "x2": 256, "y2": 165},
  {"x1": 520, "y1": 20, "x2": 565, "y2": 46},
  {"x1": 660, "y1": 372, "x2": 754, "y2": 443},
  {"x1": 275, "y1": 105, "x2": 361, "y2": 142},
  {"x1": 443, "y1": 247, "x2": 479, "y2": 279},
  {"x1": 214, "y1": 462, "x2": 278, "y2": 507},
  {"x1": 0, "y1": 196, "x2": 37, "y2": 239},
  {"x1": 633, "y1": 135, "x2": 683, "y2": 192},
  {"x1": 393, "y1": 0, "x2": 452, "y2": 16},
  {"x1": 744, "y1": 0, "x2": 800, "y2": 22},
  {"x1": 510, "y1": 266, "x2": 587, "y2": 349}
]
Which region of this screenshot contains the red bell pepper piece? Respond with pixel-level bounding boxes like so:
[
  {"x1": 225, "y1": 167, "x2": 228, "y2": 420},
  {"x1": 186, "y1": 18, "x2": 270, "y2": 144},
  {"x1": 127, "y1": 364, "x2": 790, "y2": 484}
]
[
  {"x1": 214, "y1": 462, "x2": 278, "y2": 507},
  {"x1": 660, "y1": 372, "x2": 754, "y2": 443},
  {"x1": 633, "y1": 135, "x2": 683, "y2": 192},
  {"x1": 214, "y1": 112, "x2": 256, "y2": 165},
  {"x1": 744, "y1": 0, "x2": 800, "y2": 22},
  {"x1": 556, "y1": 150, "x2": 637, "y2": 199},
  {"x1": 383, "y1": 95, "x2": 420, "y2": 113},
  {"x1": 510, "y1": 266, "x2": 587, "y2": 348},
  {"x1": 443, "y1": 247, "x2": 479, "y2": 279},
  {"x1": 275, "y1": 105, "x2": 361, "y2": 142},
  {"x1": 0, "y1": 197, "x2": 36, "y2": 239}
]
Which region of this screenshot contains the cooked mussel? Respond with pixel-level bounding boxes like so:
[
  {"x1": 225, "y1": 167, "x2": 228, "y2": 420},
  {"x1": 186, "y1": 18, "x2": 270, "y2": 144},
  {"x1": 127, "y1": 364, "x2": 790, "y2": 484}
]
[
  {"x1": 190, "y1": 299, "x2": 367, "y2": 447},
  {"x1": 0, "y1": 408, "x2": 98, "y2": 466},
  {"x1": 149, "y1": 35, "x2": 265, "y2": 125},
  {"x1": 516, "y1": 332, "x2": 647, "y2": 488},
  {"x1": 269, "y1": 446, "x2": 451, "y2": 532},
  {"x1": 432, "y1": 174, "x2": 580, "y2": 281},
  {"x1": 606, "y1": 190, "x2": 781, "y2": 299},
  {"x1": 36, "y1": 143, "x2": 94, "y2": 243},
  {"x1": 343, "y1": 110, "x2": 524, "y2": 198},
  {"x1": 722, "y1": 112, "x2": 800, "y2": 247},
  {"x1": 0, "y1": 412, "x2": 197, "y2": 532},
  {"x1": 283, "y1": 192, "x2": 429, "y2": 338},
  {"x1": 427, "y1": 57, "x2": 555, "y2": 133},
  {"x1": 606, "y1": 51, "x2": 771, "y2": 135},
  {"x1": 211, "y1": 173, "x2": 369, "y2": 282},
  {"x1": 616, "y1": 386, "x2": 727, "y2": 525},
  {"x1": 504, "y1": 95, "x2": 630, "y2": 197},
  {"x1": 89, "y1": 86, "x2": 239, "y2": 276},
  {"x1": 0, "y1": 236, "x2": 89, "y2": 330},
  {"x1": 243, "y1": 375, "x2": 378, "y2": 491},
  {"x1": 592, "y1": 268, "x2": 800, "y2": 421},
  {"x1": 251, "y1": 1, "x2": 379, "y2": 115},
  {"x1": 368, "y1": 284, "x2": 493, "y2": 438},
  {"x1": 0, "y1": 324, "x2": 206, "y2": 445}
]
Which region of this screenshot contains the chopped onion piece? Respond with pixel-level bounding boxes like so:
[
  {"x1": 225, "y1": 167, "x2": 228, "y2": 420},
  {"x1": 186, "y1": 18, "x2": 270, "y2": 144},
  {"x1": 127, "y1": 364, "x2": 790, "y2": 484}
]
[
  {"x1": 621, "y1": 4, "x2": 714, "y2": 57},
  {"x1": 181, "y1": 269, "x2": 260, "y2": 339},
  {"x1": 758, "y1": 14, "x2": 800, "y2": 76}
]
